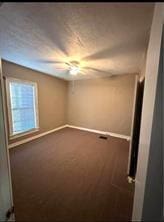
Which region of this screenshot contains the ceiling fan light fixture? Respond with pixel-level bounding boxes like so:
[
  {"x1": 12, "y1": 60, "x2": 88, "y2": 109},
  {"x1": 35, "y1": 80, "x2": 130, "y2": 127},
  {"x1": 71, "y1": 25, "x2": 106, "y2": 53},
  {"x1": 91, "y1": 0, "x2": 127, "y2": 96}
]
[{"x1": 69, "y1": 66, "x2": 80, "y2": 75}]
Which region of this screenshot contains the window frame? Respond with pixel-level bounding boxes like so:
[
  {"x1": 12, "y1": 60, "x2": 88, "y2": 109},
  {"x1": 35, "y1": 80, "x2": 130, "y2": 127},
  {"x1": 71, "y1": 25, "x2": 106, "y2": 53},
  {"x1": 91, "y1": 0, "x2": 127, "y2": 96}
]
[{"x1": 6, "y1": 77, "x2": 39, "y2": 139}]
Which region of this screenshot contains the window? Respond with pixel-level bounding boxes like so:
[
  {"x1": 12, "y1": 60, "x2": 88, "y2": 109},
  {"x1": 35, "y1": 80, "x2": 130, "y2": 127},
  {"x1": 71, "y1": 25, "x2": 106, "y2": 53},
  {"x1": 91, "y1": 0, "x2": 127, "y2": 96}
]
[{"x1": 6, "y1": 78, "x2": 39, "y2": 138}]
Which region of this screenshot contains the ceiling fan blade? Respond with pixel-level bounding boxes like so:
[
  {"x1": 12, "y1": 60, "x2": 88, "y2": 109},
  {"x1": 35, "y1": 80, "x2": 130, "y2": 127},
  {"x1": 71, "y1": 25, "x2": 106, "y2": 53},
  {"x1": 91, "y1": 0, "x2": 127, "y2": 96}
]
[
  {"x1": 83, "y1": 66, "x2": 112, "y2": 75},
  {"x1": 65, "y1": 70, "x2": 71, "y2": 76},
  {"x1": 81, "y1": 47, "x2": 112, "y2": 62},
  {"x1": 36, "y1": 59, "x2": 69, "y2": 65},
  {"x1": 55, "y1": 67, "x2": 67, "y2": 70},
  {"x1": 80, "y1": 70, "x2": 87, "y2": 75},
  {"x1": 56, "y1": 69, "x2": 69, "y2": 76}
]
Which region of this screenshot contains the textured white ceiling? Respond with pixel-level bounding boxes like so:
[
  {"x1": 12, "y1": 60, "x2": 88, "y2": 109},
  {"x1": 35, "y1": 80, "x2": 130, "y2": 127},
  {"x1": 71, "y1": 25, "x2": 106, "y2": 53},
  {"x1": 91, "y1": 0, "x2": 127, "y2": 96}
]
[{"x1": 0, "y1": 3, "x2": 154, "y2": 80}]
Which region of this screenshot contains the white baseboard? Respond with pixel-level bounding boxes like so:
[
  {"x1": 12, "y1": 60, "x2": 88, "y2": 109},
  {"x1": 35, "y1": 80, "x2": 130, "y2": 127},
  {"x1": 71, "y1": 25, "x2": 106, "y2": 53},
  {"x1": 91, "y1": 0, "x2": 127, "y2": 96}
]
[
  {"x1": 8, "y1": 124, "x2": 130, "y2": 149},
  {"x1": 67, "y1": 125, "x2": 130, "y2": 141},
  {"x1": 8, "y1": 125, "x2": 67, "y2": 149}
]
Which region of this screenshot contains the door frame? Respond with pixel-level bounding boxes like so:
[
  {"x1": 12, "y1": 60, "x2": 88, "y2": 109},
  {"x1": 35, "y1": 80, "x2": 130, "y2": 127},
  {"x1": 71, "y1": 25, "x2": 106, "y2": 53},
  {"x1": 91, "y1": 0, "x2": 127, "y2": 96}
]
[
  {"x1": 0, "y1": 58, "x2": 14, "y2": 221},
  {"x1": 127, "y1": 74, "x2": 138, "y2": 175},
  {"x1": 132, "y1": 3, "x2": 164, "y2": 220}
]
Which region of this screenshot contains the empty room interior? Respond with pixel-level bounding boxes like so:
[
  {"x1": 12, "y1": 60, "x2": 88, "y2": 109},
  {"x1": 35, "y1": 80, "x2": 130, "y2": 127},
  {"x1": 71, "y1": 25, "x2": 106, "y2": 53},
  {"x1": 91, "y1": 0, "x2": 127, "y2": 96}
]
[{"x1": 0, "y1": 2, "x2": 163, "y2": 222}]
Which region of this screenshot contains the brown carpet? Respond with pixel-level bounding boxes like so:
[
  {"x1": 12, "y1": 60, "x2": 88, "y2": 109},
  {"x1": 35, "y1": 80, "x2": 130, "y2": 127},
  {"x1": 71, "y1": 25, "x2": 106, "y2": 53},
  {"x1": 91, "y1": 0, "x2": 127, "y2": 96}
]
[{"x1": 9, "y1": 127, "x2": 134, "y2": 222}]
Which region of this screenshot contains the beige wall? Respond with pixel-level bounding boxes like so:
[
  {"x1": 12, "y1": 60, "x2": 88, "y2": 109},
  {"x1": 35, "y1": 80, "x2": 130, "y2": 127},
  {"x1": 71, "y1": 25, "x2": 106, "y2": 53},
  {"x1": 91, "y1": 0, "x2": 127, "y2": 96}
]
[
  {"x1": 2, "y1": 60, "x2": 137, "y2": 144},
  {"x1": 2, "y1": 60, "x2": 68, "y2": 144},
  {"x1": 67, "y1": 74, "x2": 136, "y2": 136}
]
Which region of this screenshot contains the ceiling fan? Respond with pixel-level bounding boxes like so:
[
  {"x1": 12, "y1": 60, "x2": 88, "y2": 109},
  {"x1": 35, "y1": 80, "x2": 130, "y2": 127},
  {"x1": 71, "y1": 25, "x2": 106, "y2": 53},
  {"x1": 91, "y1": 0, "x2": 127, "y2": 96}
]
[{"x1": 38, "y1": 59, "x2": 113, "y2": 77}]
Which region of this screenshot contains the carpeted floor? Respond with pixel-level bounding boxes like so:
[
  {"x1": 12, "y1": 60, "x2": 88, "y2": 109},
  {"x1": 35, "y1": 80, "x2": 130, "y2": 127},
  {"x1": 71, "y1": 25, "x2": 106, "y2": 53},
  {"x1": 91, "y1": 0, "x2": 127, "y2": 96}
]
[{"x1": 9, "y1": 127, "x2": 134, "y2": 221}]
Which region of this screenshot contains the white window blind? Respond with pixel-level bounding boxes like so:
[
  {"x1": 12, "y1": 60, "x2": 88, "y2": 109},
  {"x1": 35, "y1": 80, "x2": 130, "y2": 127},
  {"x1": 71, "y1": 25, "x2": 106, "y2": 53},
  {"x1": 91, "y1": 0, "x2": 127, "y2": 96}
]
[{"x1": 6, "y1": 78, "x2": 39, "y2": 137}]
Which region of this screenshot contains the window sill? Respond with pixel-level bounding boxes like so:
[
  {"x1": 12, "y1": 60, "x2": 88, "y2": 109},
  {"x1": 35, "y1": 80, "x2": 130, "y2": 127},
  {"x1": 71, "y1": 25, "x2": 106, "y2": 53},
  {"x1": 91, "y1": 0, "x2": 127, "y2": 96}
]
[{"x1": 10, "y1": 128, "x2": 40, "y2": 140}]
